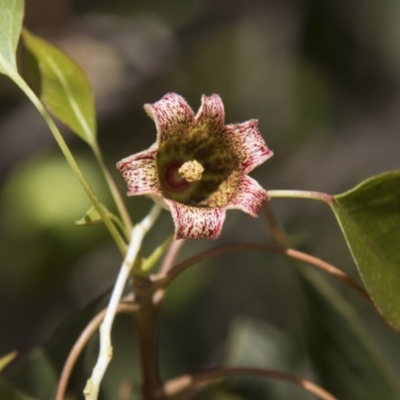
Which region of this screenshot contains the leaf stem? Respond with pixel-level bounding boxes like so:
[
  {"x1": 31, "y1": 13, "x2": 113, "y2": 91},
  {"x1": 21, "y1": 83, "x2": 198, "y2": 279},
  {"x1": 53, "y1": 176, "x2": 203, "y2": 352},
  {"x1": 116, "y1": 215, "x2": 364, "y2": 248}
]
[
  {"x1": 267, "y1": 189, "x2": 334, "y2": 204},
  {"x1": 92, "y1": 142, "x2": 133, "y2": 233},
  {"x1": 84, "y1": 204, "x2": 162, "y2": 400},
  {"x1": 160, "y1": 367, "x2": 338, "y2": 400},
  {"x1": 10, "y1": 71, "x2": 127, "y2": 255}
]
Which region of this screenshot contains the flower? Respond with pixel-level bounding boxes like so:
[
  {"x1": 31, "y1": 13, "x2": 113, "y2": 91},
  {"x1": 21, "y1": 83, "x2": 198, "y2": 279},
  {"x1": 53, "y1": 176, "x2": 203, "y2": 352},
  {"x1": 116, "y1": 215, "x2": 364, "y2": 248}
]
[{"x1": 117, "y1": 93, "x2": 273, "y2": 239}]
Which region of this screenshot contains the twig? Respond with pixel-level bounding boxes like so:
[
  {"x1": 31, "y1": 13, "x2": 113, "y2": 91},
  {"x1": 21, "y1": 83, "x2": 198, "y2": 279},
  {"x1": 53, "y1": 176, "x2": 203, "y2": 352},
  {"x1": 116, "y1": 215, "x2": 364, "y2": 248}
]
[
  {"x1": 56, "y1": 301, "x2": 139, "y2": 400},
  {"x1": 154, "y1": 243, "x2": 370, "y2": 302},
  {"x1": 153, "y1": 239, "x2": 185, "y2": 305},
  {"x1": 84, "y1": 204, "x2": 162, "y2": 400},
  {"x1": 160, "y1": 367, "x2": 338, "y2": 400},
  {"x1": 159, "y1": 239, "x2": 186, "y2": 275}
]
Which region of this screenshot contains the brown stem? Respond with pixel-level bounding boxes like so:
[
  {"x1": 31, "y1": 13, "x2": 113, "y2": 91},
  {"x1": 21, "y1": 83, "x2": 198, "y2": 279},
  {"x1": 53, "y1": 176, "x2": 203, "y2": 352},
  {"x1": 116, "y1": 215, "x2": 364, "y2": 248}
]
[
  {"x1": 153, "y1": 239, "x2": 186, "y2": 305},
  {"x1": 55, "y1": 301, "x2": 139, "y2": 400},
  {"x1": 154, "y1": 243, "x2": 370, "y2": 302},
  {"x1": 131, "y1": 277, "x2": 162, "y2": 400},
  {"x1": 159, "y1": 239, "x2": 186, "y2": 275},
  {"x1": 160, "y1": 367, "x2": 338, "y2": 400}
]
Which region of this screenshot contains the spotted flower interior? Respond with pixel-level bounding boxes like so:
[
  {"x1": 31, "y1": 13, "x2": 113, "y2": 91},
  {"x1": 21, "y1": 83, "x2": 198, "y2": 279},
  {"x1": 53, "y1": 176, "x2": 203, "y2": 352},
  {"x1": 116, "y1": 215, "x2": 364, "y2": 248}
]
[{"x1": 117, "y1": 93, "x2": 273, "y2": 239}]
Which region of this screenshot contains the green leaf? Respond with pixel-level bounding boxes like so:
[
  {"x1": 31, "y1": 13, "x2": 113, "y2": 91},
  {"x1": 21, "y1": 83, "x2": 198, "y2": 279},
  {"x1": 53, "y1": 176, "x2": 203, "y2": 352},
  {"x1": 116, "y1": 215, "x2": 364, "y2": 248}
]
[
  {"x1": 331, "y1": 171, "x2": 400, "y2": 329},
  {"x1": 0, "y1": 0, "x2": 24, "y2": 74},
  {"x1": 300, "y1": 268, "x2": 400, "y2": 400},
  {"x1": 0, "y1": 352, "x2": 17, "y2": 374},
  {"x1": 21, "y1": 29, "x2": 97, "y2": 145},
  {"x1": 75, "y1": 205, "x2": 103, "y2": 226}
]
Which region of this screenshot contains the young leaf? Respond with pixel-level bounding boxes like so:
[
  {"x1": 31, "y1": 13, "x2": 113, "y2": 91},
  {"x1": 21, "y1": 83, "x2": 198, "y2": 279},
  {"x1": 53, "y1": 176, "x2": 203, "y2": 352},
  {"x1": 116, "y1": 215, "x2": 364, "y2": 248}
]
[
  {"x1": 0, "y1": 0, "x2": 24, "y2": 75},
  {"x1": 300, "y1": 269, "x2": 400, "y2": 400},
  {"x1": 331, "y1": 171, "x2": 400, "y2": 329},
  {"x1": 75, "y1": 205, "x2": 103, "y2": 226},
  {"x1": 21, "y1": 29, "x2": 97, "y2": 146}
]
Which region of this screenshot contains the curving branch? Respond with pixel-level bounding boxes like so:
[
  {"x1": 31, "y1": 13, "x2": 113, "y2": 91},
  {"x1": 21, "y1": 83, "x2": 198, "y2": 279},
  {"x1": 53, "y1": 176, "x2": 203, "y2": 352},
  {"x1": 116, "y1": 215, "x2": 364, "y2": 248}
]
[
  {"x1": 160, "y1": 367, "x2": 338, "y2": 400},
  {"x1": 154, "y1": 242, "x2": 370, "y2": 302}
]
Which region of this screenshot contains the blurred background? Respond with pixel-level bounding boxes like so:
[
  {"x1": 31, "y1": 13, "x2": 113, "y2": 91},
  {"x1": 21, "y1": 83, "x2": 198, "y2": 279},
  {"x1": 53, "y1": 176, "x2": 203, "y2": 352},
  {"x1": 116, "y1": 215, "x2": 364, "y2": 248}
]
[{"x1": 0, "y1": 0, "x2": 400, "y2": 399}]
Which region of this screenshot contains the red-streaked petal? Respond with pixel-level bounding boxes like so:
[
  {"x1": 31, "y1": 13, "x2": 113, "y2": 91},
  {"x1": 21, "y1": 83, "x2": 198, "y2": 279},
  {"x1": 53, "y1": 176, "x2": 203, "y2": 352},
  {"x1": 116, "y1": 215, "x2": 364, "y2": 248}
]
[
  {"x1": 195, "y1": 94, "x2": 225, "y2": 130},
  {"x1": 144, "y1": 93, "x2": 194, "y2": 143},
  {"x1": 165, "y1": 199, "x2": 226, "y2": 240},
  {"x1": 224, "y1": 120, "x2": 273, "y2": 174},
  {"x1": 226, "y1": 175, "x2": 269, "y2": 217},
  {"x1": 116, "y1": 146, "x2": 162, "y2": 196}
]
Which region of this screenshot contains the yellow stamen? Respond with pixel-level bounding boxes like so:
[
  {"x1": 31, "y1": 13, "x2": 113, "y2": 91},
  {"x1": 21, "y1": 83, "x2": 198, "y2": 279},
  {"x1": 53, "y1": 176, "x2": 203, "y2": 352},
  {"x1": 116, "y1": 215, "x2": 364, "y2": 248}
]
[{"x1": 178, "y1": 160, "x2": 204, "y2": 182}]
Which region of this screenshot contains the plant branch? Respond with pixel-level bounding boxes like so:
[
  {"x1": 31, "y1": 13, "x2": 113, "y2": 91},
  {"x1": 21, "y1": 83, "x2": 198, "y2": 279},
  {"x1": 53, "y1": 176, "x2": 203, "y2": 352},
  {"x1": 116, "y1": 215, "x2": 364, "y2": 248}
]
[
  {"x1": 153, "y1": 243, "x2": 370, "y2": 302},
  {"x1": 84, "y1": 204, "x2": 162, "y2": 400},
  {"x1": 160, "y1": 367, "x2": 338, "y2": 400},
  {"x1": 56, "y1": 301, "x2": 139, "y2": 400}
]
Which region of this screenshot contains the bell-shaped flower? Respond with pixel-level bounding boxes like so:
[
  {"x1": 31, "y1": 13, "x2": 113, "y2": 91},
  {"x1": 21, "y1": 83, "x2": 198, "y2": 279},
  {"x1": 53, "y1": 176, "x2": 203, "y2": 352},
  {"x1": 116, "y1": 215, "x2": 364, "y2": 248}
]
[{"x1": 117, "y1": 93, "x2": 273, "y2": 239}]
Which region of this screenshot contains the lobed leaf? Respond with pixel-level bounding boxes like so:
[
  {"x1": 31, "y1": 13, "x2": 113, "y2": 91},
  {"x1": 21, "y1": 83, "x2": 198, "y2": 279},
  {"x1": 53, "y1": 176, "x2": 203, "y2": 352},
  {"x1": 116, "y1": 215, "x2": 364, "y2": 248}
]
[
  {"x1": 331, "y1": 171, "x2": 400, "y2": 329},
  {"x1": 0, "y1": 0, "x2": 24, "y2": 75},
  {"x1": 22, "y1": 29, "x2": 97, "y2": 145}
]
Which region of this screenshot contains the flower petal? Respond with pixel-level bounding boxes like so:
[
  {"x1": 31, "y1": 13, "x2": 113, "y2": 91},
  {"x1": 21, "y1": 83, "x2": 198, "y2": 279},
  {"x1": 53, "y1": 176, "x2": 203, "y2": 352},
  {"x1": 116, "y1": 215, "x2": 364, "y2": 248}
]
[
  {"x1": 224, "y1": 120, "x2": 273, "y2": 174},
  {"x1": 165, "y1": 199, "x2": 226, "y2": 239},
  {"x1": 144, "y1": 93, "x2": 194, "y2": 143},
  {"x1": 226, "y1": 175, "x2": 269, "y2": 217},
  {"x1": 195, "y1": 94, "x2": 225, "y2": 130},
  {"x1": 116, "y1": 146, "x2": 162, "y2": 196}
]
